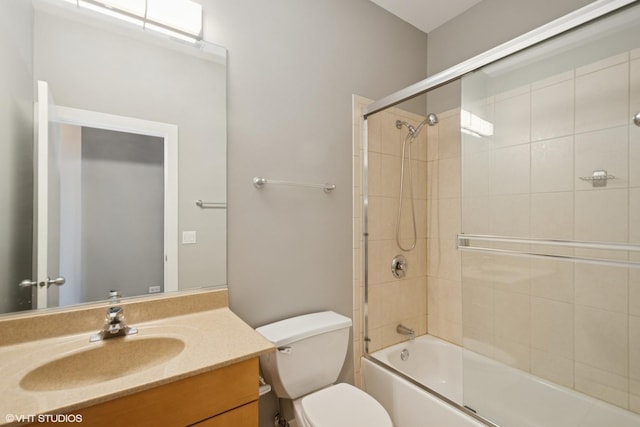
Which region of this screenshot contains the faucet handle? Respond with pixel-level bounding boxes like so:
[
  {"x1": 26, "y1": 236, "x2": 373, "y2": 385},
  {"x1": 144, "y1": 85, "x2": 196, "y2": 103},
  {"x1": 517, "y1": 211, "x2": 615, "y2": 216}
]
[{"x1": 107, "y1": 306, "x2": 124, "y2": 323}]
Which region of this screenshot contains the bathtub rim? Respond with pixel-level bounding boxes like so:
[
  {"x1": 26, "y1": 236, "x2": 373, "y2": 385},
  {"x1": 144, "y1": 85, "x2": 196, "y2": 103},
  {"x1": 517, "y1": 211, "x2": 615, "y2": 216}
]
[{"x1": 362, "y1": 353, "x2": 499, "y2": 427}]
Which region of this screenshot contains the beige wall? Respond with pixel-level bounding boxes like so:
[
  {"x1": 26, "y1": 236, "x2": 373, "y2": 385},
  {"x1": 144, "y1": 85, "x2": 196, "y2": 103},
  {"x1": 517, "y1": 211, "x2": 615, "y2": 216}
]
[{"x1": 352, "y1": 96, "x2": 429, "y2": 383}]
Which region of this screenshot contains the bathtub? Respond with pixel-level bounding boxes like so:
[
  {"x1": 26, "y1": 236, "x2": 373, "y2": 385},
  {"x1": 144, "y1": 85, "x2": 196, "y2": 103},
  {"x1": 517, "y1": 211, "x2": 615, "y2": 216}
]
[{"x1": 362, "y1": 335, "x2": 640, "y2": 427}]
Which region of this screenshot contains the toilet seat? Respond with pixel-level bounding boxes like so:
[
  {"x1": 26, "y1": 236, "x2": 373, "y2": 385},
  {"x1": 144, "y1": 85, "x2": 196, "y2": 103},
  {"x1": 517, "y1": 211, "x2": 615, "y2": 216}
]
[{"x1": 299, "y1": 383, "x2": 392, "y2": 427}]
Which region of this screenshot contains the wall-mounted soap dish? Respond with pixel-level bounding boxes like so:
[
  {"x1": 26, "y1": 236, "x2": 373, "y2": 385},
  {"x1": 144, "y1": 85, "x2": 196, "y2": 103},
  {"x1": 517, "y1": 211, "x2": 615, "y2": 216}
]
[{"x1": 579, "y1": 169, "x2": 616, "y2": 188}]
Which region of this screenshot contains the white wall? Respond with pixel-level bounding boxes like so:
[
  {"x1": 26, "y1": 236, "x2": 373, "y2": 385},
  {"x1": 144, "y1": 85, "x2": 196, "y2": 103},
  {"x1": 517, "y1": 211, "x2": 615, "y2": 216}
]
[{"x1": 0, "y1": 1, "x2": 34, "y2": 313}]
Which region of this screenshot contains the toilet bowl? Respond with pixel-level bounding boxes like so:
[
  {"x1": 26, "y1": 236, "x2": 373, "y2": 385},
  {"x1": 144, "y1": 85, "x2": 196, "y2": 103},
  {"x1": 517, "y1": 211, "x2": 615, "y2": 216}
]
[{"x1": 256, "y1": 311, "x2": 392, "y2": 427}]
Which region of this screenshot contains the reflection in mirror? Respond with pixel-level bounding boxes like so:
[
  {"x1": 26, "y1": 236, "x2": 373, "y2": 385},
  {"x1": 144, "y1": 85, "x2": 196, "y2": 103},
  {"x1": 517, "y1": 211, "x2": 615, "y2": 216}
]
[{"x1": 0, "y1": 0, "x2": 227, "y2": 315}]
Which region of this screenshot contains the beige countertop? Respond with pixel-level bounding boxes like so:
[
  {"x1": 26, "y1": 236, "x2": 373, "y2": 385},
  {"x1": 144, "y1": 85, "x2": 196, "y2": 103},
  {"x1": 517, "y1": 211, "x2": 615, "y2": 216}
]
[{"x1": 0, "y1": 290, "x2": 274, "y2": 425}]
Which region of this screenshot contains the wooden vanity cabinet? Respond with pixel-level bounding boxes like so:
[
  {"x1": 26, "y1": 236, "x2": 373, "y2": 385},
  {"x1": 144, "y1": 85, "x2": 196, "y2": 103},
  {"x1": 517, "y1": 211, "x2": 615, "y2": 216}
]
[{"x1": 33, "y1": 358, "x2": 259, "y2": 427}]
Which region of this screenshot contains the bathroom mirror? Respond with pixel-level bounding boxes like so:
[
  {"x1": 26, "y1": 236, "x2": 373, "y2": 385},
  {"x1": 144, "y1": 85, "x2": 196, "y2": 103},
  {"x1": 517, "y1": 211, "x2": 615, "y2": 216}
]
[{"x1": 0, "y1": 0, "x2": 227, "y2": 315}]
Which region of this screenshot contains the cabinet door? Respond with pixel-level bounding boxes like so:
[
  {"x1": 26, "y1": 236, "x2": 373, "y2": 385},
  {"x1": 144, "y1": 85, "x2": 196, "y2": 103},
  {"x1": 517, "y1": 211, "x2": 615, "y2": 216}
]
[{"x1": 194, "y1": 401, "x2": 258, "y2": 427}]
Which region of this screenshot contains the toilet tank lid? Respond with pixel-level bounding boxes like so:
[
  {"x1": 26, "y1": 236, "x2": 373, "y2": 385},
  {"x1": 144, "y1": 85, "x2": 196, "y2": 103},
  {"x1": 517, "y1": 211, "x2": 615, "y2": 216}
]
[{"x1": 256, "y1": 311, "x2": 352, "y2": 347}]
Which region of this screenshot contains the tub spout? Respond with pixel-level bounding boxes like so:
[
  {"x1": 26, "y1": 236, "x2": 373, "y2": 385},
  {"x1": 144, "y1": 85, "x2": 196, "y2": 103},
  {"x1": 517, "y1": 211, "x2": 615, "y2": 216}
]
[{"x1": 397, "y1": 324, "x2": 415, "y2": 340}]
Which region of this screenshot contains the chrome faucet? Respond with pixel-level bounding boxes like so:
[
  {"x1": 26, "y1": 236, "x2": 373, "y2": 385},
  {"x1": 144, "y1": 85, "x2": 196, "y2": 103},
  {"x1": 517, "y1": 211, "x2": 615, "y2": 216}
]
[
  {"x1": 397, "y1": 324, "x2": 415, "y2": 340},
  {"x1": 90, "y1": 306, "x2": 138, "y2": 342}
]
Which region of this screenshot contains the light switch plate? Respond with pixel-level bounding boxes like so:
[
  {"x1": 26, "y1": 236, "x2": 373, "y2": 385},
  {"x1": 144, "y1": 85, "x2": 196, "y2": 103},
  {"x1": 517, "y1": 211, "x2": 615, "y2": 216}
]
[{"x1": 182, "y1": 231, "x2": 197, "y2": 244}]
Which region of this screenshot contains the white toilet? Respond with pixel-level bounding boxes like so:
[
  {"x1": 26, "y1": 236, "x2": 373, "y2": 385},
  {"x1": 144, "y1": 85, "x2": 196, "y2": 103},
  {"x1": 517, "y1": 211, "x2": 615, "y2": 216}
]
[{"x1": 256, "y1": 311, "x2": 392, "y2": 427}]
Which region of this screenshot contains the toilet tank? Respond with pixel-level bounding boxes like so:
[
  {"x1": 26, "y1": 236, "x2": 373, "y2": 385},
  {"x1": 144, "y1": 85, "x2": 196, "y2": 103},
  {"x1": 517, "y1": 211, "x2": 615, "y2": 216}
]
[{"x1": 256, "y1": 311, "x2": 352, "y2": 399}]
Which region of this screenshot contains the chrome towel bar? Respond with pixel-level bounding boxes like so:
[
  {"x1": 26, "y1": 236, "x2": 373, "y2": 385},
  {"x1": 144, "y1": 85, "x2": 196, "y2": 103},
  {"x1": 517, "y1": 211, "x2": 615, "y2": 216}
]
[
  {"x1": 457, "y1": 234, "x2": 640, "y2": 268},
  {"x1": 195, "y1": 200, "x2": 227, "y2": 209},
  {"x1": 253, "y1": 177, "x2": 336, "y2": 193}
]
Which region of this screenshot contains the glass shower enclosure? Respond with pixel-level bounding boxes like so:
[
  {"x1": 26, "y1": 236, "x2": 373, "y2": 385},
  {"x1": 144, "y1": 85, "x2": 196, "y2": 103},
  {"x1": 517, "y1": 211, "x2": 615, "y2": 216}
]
[{"x1": 362, "y1": 1, "x2": 640, "y2": 426}]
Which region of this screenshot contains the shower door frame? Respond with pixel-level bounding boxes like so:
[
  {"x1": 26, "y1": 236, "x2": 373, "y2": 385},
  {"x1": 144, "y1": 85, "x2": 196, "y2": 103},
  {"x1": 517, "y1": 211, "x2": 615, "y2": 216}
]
[{"x1": 360, "y1": 0, "x2": 639, "y2": 426}]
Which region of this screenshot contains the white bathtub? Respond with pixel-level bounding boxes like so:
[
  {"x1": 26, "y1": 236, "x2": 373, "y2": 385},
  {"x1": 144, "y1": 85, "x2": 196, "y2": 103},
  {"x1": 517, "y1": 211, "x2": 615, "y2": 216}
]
[{"x1": 362, "y1": 335, "x2": 640, "y2": 427}]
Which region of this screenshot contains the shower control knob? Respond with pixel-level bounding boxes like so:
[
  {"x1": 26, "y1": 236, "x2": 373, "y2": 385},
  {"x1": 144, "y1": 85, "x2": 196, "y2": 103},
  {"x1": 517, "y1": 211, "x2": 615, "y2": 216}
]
[{"x1": 391, "y1": 255, "x2": 407, "y2": 279}]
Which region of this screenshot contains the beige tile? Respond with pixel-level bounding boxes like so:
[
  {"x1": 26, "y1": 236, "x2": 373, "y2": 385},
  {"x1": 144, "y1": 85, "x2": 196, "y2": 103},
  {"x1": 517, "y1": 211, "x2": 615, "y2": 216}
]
[
  {"x1": 380, "y1": 154, "x2": 401, "y2": 198},
  {"x1": 438, "y1": 113, "x2": 461, "y2": 159},
  {"x1": 574, "y1": 189, "x2": 628, "y2": 243},
  {"x1": 631, "y1": 269, "x2": 640, "y2": 317},
  {"x1": 381, "y1": 111, "x2": 403, "y2": 157},
  {"x1": 631, "y1": 188, "x2": 640, "y2": 244},
  {"x1": 368, "y1": 151, "x2": 381, "y2": 196},
  {"x1": 461, "y1": 196, "x2": 491, "y2": 235},
  {"x1": 493, "y1": 144, "x2": 530, "y2": 195},
  {"x1": 427, "y1": 198, "x2": 439, "y2": 239},
  {"x1": 576, "y1": 52, "x2": 629, "y2": 76},
  {"x1": 437, "y1": 237, "x2": 462, "y2": 282},
  {"x1": 490, "y1": 194, "x2": 530, "y2": 237},
  {"x1": 367, "y1": 196, "x2": 383, "y2": 240},
  {"x1": 575, "y1": 305, "x2": 628, "y2": 376},
  {"x1": 530, "y1": 349, "x2": 574, "y2": 388},
  {"x1": 531, "y1": 70, "x2": 574, "y2": 90},
  {"x1": 413, "y1": 160, "x2": 428, "y2": 200},
  {"x1": 462, "y1": 279, "x2": 494, "y2": 332},
  {"x1": 427, "y1": 238, "x2": 440, "y2": 278},
  {"x1": 531, "y1": 192, "x2": 574, "y2": 240},
  {"x1": 438, "y1": 197, "x2": 461, "y2": 240},
  {"x1": 494, "y1": 290, "x2": 530, "y2": 345},
  {"x1": 574, "y1": 264, "x2": 628, "y2": 313},
  {"x1": 427, "y1": 123, "x2": 439, "y2": 161},
  {"x1": 632, "y1": 49, "x2": 640, "y2": 61},
  {"x1": 495, "y1": 84, "x2": 530, "y2": 102},
  {"x1": 428, "y1": 276, "x2": 462, "y2": 324},
  {"x1": 575, "y1": 362, "x2": 629, "y2": 409},
  {"x1": 531, "y1": 297, "x2": 573, "y2": 358},
  {"x1": 631, "y1": 316, "x2": 640, "y2": 381},
  {"x1": 366, "y1": 113, "x2": 382, "y2": 153},
  {"x1": 427, "y1": 160, "x2": 438, "y2": 200},
  {"x1": 489, "y1": 256, "x2": 531, "y2": 295},
  {"x1": 632, "y1": 60, "x2": 640, "y2": 129},
  {"x1": 632, "y1": 126, "x2": 640, "y2": 188},
  {"x1": 416, "y1": 198, "x2": 428, "y2": 239},
  {"x1": 575, "y1": 126, "x2": 628, "y2": 191},
  {"x1": 438, "y1": 157, "x2": 461, "y2": 199},
  {"x1": 531, "y1": 136, "x2": 574, "y2": 193},
  {"x1": 462, "y1": 150, "x2": 491, "y2": 197},
  {"x1": 531, "y1": 79, "x2": 574, "y2": 141},
  {"x1": 461, "y1": 99, "x2": 494, "y2": 155},
  {"x1": 530, "y1": 258, "x2": 574, "y2": 303},
  {"x1": 494, "y1": 336, "x2": 530, "y2": 371},
  {"x1": 575, "y1": 63, "x2": 629, "y2": 133},
  {"x1": 494, "y1": 91, "x2": 531, "y2": 147},
  {"x1": 428, "y1": 315, "x2": 462, "y2": 345},
  {"x1": 462, "y1": 325, "x2": 496, "y2": 359},
  {"x1": 353, "y1": 154, "x2": 361, "y2": 190}
]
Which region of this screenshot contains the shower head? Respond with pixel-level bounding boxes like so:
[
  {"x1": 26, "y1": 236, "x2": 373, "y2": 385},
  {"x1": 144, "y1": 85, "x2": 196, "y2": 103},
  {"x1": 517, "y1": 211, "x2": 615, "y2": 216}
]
[
  {"x1": 395, "y1": 112, "x2": 438, "y2": 138},
  {"x1": 395, "y1": 120, "x2": 417, "y2": 135}
]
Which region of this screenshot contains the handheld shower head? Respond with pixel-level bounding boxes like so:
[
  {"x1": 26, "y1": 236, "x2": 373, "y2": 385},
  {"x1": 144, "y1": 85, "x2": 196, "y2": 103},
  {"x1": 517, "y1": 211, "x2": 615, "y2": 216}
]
[{"x1": 395, "y1": 113, "x2": 439, "y2": 138}]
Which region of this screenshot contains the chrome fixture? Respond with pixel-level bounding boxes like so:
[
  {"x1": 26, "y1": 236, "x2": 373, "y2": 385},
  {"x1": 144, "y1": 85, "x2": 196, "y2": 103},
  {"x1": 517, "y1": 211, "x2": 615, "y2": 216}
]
[
  {"x1": 457, "y1": 234, "x2": 640, "y2": 269},
  {"x1": 18, "y1": 276, "x2": 65, "y2": 288},
  {"x1": 253, "y1": 176, "x2": 336, "y2": 193},
  {"x1": 397, "y1": 324, "x2": 415, "y2": 340},
  {"x1": 195, "y1": 200, "x2": 227, "y2": 209},
  {"x1": 391, "y1": 255, "x2": 408, "y2": 279},
  {"x1": 634, "y1": 112, "x2": 640, "y2": 127},
  {"x1": 579, "y1": 169, "x2": 615, "y2": 188},
  {"x1": 400, "y1": 348, "x2": 410, "y2": 361},
  {"x1": 90, "y1": 306, "x2": 138, "y2": 342},
  {"x1": 395, "y1": 113, "x2": 438, "y2": 252}
]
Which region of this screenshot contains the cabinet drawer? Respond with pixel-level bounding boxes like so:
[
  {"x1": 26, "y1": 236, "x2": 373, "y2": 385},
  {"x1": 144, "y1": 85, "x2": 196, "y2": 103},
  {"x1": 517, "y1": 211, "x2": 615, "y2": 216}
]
[
  {"x1": 194, "y1": 401, "x2": 258, "y2": 427},
  {"x1": 31, "y1": 358, "x2": 258, "y2": 427}
]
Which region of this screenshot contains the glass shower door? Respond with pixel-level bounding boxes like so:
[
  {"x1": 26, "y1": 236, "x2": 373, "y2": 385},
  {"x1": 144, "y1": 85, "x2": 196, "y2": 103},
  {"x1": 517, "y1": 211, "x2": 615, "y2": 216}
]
[{"x1": 459, "y1": 3, "x2": 640, "y2": 425}]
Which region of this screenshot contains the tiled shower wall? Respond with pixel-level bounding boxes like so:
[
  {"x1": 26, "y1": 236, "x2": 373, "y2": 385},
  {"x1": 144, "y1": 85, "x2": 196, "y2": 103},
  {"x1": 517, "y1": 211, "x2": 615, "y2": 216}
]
[
  {"x1": 352, "y1": 96, "x2": 428, "y2": 385},
  {"x1": 458, "y1": 50, "x2": 640, "y2": 413}
]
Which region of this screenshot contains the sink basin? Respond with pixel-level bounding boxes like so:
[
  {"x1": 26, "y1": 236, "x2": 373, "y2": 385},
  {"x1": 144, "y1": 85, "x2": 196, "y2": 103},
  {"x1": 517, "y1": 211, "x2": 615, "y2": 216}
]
[{"x1": 20, "y1": 337, "x2": 185, "y2": 391}]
